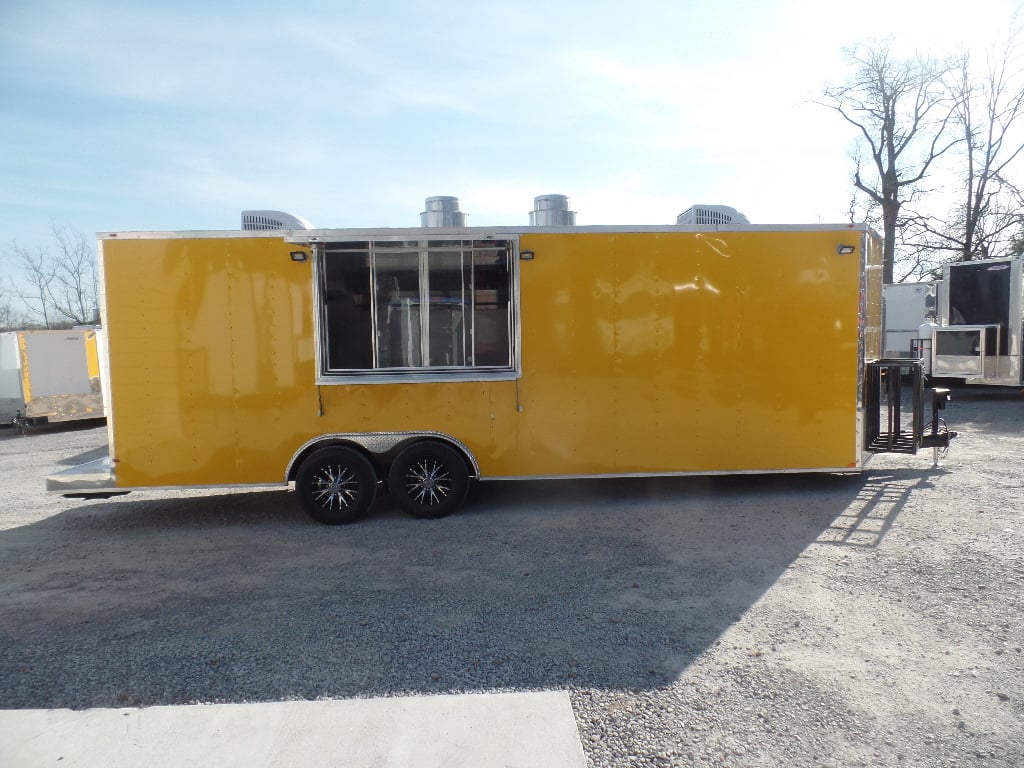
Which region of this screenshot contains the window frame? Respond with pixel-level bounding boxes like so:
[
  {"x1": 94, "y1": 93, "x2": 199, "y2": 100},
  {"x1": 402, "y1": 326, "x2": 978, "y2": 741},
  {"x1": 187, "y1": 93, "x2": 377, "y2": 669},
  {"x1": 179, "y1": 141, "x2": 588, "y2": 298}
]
[{"x1": 313, "y1": 235, "x2": 521, "y2": 384}]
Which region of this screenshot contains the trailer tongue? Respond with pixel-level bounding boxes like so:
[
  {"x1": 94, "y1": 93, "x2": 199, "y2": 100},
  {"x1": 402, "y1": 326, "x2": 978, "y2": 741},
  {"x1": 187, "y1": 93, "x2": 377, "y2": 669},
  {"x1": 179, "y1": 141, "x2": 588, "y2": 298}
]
[{"x1": 865, "y1": 359, "x2": 957, "y2": 467}]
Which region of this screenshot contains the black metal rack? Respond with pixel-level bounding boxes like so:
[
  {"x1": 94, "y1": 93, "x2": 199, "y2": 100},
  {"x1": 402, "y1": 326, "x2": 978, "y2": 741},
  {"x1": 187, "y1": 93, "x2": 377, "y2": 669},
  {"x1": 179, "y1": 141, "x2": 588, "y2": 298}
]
[{"x1": 865, "y1": 359, "x2": 954, "y2": 455}]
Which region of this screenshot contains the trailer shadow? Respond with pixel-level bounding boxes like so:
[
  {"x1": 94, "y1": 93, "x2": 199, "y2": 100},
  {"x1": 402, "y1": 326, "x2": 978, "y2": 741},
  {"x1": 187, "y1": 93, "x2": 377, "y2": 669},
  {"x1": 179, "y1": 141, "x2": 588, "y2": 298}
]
[{"x1": 0, "y1": 469, "x2": 933, "y2": 710}]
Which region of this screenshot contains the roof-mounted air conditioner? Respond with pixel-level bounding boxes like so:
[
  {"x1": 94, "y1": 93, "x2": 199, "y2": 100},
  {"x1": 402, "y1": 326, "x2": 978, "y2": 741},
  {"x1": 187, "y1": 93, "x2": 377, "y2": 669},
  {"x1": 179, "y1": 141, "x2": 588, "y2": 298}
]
[
  {"x1": 241, "y1": 210, "x2": 314, "y2": 230},
  {"x1": 676, "y1": 205, "x2": 749, "y2": 226}
]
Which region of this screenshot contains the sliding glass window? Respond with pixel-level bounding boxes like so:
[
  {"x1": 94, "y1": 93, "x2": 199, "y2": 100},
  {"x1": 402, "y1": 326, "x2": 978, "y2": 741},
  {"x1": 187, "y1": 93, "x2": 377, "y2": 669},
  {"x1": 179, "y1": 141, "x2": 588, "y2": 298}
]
[{"x1": 318, "y1": 238, "x2": 515, "y2": 379}]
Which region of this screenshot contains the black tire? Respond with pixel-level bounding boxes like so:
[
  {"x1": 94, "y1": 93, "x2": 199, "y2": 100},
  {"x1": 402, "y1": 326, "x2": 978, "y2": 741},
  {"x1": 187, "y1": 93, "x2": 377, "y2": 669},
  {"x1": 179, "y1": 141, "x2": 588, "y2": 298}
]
[
  {"x1": 296, "y1": 446, "x2": 377, "y2": 525},
  {"x1": 388, "y1": 441, "x2": 470, "y2": 519}
]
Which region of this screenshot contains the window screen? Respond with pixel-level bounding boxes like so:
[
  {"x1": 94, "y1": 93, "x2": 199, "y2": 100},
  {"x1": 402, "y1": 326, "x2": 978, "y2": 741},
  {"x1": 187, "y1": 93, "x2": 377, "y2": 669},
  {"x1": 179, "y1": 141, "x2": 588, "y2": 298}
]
[{"x1": 319, "y1": 238, "x2": 514, "y2": 377}]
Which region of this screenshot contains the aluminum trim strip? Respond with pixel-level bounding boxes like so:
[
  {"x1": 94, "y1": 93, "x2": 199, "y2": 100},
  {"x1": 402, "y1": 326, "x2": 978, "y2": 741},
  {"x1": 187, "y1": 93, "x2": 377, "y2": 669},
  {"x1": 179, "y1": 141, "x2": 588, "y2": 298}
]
[
  {"x1": 315, "y1": 371, "x2": 520, "y2": 385},
  {"x1": 478, "y1": 466, "x2": 863, "y2": 481},
  {"x1": 99, "y1": 223, "x2": 872, "y2": 241}
]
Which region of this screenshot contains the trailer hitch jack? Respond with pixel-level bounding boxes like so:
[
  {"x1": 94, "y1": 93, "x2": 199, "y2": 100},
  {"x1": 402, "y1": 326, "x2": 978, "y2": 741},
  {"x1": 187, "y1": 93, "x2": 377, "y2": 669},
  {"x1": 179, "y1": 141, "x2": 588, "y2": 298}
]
[{"x1": 920, "y1": 387, "x2": 957, "y2": 466}]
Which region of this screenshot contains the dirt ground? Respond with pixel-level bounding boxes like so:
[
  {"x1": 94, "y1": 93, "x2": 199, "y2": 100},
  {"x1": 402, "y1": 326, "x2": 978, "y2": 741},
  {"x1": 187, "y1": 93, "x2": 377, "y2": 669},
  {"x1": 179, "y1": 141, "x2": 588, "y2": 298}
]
[{"x1": 0, "y1": 385, "x2": 1021, "y2": 767}]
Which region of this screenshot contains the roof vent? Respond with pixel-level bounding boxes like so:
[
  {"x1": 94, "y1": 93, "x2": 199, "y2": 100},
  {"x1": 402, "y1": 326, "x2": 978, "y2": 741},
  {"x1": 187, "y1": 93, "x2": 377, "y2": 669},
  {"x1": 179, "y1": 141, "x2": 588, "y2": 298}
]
[
  {"x1": 676, "y1": 205, "x2": 749, "y2": 226},
  {"x1": 241, "y1": 210, "x2": 314, "y2": 230},
  {"x1": 421, "y1": 196, "x2": 467, "y2": 227},
  {"x1": 529, "y1": 194, "x2": 576, "y2": 226}
]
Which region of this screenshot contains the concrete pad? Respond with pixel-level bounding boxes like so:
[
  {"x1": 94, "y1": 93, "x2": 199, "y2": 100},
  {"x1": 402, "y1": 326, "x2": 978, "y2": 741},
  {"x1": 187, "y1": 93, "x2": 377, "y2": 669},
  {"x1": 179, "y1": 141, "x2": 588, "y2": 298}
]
[{"x1": 0, "y1": 691, "x2": 586, "y2": 768}]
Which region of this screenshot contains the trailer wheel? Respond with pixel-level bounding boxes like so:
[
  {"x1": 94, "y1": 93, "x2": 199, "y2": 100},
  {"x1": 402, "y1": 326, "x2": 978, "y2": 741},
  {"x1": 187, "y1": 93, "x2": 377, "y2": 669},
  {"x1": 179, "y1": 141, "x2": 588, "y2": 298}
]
[
  {"x1": 388, "y1": 441, "x2": 470, "y2": 519},
  {"x1": 296, "y1": 446, "x2": 377, "y2": 525}
]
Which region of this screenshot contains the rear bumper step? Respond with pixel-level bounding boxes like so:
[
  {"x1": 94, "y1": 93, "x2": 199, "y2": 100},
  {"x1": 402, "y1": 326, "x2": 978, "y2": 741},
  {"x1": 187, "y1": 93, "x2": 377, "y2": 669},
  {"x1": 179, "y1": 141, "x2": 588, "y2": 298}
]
[{"x1": 46, "y1": 457, "x2": 117, "y2": 494}]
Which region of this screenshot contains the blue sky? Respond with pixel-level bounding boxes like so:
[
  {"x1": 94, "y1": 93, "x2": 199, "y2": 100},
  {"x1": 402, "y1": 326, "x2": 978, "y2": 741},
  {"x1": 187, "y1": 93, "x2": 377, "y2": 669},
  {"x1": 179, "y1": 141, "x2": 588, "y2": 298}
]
[{"x1": 1, "y1": 0, "x2": 1018, "y2": 264}]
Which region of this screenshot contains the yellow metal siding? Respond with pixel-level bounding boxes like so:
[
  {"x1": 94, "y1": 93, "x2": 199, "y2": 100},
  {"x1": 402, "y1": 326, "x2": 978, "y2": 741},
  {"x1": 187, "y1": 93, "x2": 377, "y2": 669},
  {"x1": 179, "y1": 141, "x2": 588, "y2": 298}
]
[
  {"x1": 512, "y1": 231, "x2": 863, "y2": 475},
  {"x1": 863, "y1": 230, "x2": 883, "y2": 360},
  {"x1": 103, "y1": 237, "x2": 319, "y2": 486},
  {"x1": 102, "y1": 229, "x2": 873, "y2": 488}
]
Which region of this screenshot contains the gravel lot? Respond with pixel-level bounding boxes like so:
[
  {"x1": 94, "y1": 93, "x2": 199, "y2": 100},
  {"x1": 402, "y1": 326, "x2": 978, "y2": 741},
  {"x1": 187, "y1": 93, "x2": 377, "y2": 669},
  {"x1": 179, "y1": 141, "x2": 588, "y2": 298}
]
[{"x1": 0, "y1": 387, "x2": 1021, "y2": 767}]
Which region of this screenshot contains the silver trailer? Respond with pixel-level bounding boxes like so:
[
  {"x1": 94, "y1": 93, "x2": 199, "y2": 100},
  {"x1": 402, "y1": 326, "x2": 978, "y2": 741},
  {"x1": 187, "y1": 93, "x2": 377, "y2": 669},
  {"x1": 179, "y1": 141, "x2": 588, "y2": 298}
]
[
  {"x1": 931, "y1": 256, "x2": 1023, "y2": 385},
  {"x1": 886, "y1": 256, "x2": 1024, "y2": 386}
]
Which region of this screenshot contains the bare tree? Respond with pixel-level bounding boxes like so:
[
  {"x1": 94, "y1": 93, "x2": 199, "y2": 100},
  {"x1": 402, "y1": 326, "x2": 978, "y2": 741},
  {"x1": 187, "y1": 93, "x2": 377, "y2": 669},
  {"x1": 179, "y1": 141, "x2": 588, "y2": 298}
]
[
  {"x1": 7, "y1": 223, "x2": 99, "y2": 328},
  {"x1": 0, "y1": 281, "x2": 27, "y2": 332},
  {"x1": 890, "y1": 225, "x2": 947, "y2": 282},
  {"x1": 10, "y1": 242, "x2": 56, "y2": 328},
  {"x1": 915, "y1": 22, "x2": 1024, "y2": 264},
  {"x1": 1011, "y1": 228, "x2": 1024, "y2": 257},
  {"x1": 48, "y1": 224, "x2": 99, "y2": 326},
  {"x1": 822, "y1": 39, "x2": 961, "y2": 283}
]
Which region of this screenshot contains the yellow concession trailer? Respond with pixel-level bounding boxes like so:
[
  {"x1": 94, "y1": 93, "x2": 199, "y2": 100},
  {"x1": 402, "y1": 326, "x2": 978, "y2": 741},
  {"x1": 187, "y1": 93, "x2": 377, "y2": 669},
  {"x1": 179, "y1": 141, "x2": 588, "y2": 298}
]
[{"x1": 48, "y1": 222, "x2": 954, "y2": 523}]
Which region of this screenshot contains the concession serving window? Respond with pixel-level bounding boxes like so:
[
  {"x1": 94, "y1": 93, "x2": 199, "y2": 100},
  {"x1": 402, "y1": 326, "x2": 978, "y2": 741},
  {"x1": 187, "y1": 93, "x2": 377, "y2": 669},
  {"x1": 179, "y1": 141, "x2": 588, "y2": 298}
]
[{"x1": 316, "y1": 238, "x2": 517, "y2": 381}]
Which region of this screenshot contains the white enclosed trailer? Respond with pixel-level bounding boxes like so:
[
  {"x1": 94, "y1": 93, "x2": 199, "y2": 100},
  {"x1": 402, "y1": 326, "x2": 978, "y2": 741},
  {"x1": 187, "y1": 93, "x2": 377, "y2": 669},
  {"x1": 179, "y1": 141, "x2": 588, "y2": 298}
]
[
  {"x1": 882, "y1": 281, "x2": 938, "y2": 360},
  {"x1": 0, "y1": 329, "x2": 104, "y2": 425}
]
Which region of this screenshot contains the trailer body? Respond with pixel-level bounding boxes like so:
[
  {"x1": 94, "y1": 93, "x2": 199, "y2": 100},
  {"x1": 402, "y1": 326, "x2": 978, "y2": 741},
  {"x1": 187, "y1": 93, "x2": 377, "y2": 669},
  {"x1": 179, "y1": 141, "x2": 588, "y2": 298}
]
[
  {"x1": 882, "y1": 281, "x2": 937, "y2": 361},
  {"x1": 0, "y1": 329, "x2": 104, "y2": 424},
  {"x1": 883, "y1": 256, "x2": 1024, "y2": 386},
  {"x1": 48, "y1": 222, "x2": 951, "y2": 521},
  {"x1": 933, "y1": 257, "x2": 1023, "y2": 385}
]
